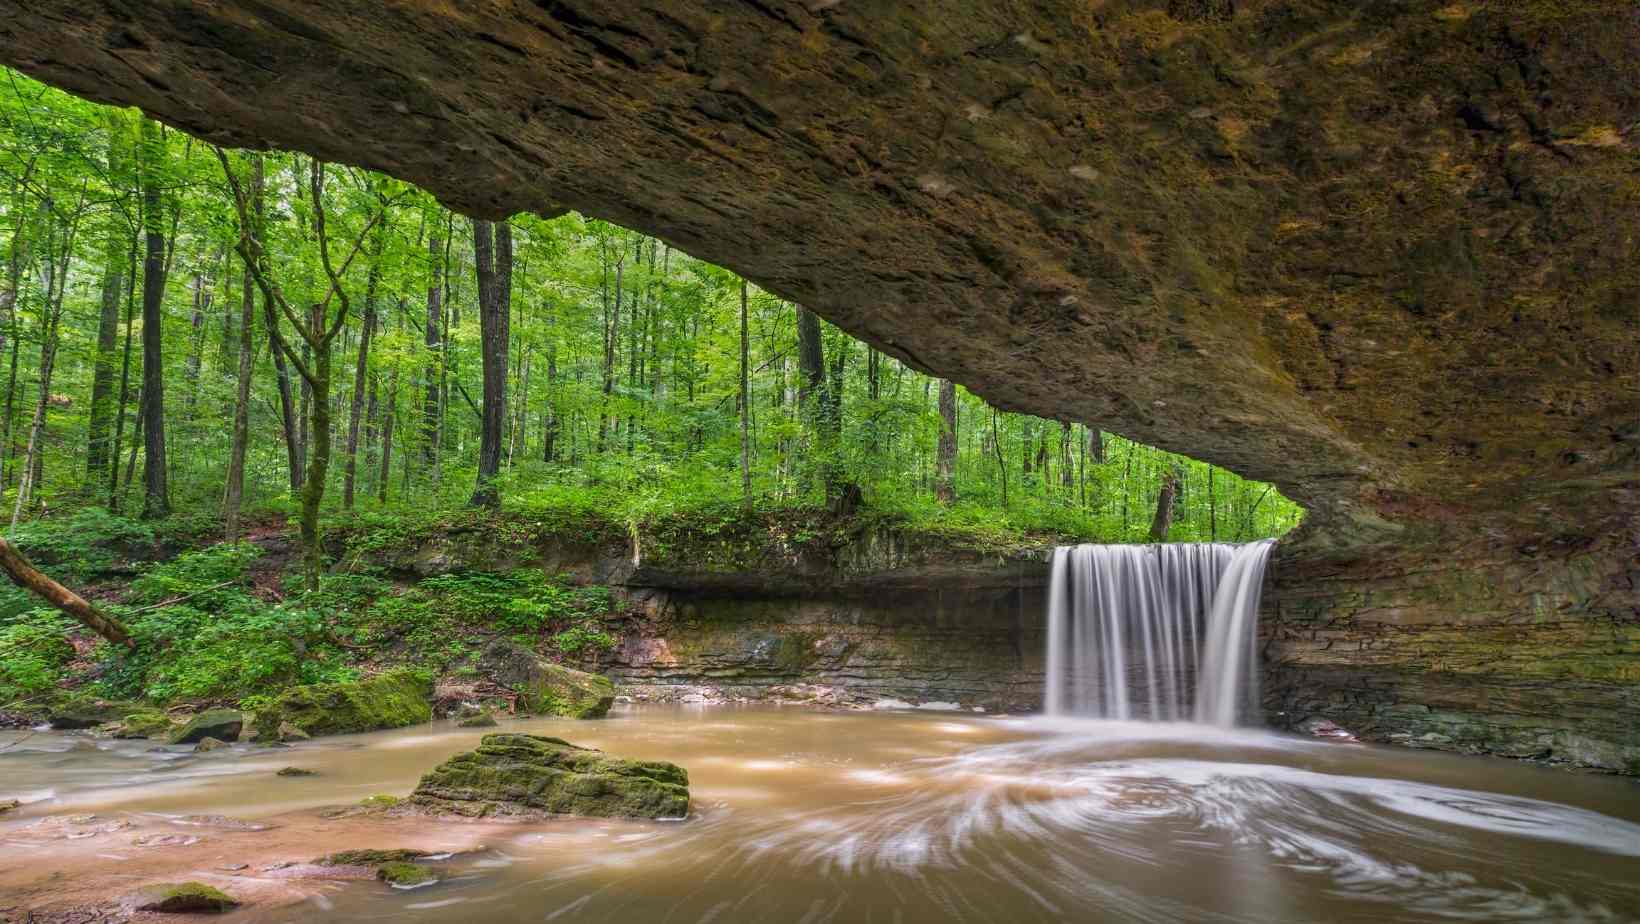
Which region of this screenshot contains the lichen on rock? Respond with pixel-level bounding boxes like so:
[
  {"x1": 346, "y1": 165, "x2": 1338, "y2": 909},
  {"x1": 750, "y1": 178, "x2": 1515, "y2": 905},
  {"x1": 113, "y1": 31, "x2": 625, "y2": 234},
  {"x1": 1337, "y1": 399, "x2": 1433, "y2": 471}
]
[
  {"x1": 480, "y1": 640, "x2": 615, "y2": 719},
  {"x1": 249, "y1": 669, "x2": 432, "y2": 740},
  {"x1": 376, "y1": 861, "x2": 437, "y2": 888},
  {"x1": 410, "y1": 733, "x2": 689, "y2": 819}
]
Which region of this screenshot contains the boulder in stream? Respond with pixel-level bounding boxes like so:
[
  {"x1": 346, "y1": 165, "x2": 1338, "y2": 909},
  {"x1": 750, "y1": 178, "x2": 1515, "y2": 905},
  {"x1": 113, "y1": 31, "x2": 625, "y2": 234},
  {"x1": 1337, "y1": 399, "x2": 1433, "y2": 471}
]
[
  {"x1": 193, "y1": 736, "x2": 228, "y2": 753},
  {"x1": 480, "y1": 640, "x2": 615, "y2": 719},
  {"x1": 131, "y1": 881, "x2": 240, "y2": 913},
  {"x1": 169, "y1": 709, "x2": 244, "y2": 745},
  {"x1": 457, "y1": 712, "x2": 498, "y2": 728},
  {"x1": 112, "y1": 709, "x2": 175, "y2": 739},
  {"x1": 249, "y1": 668, "x2": 432, "y2": 740},
  {"x1": 410, "y1": 733, "x2": 689, "y2": 819}
]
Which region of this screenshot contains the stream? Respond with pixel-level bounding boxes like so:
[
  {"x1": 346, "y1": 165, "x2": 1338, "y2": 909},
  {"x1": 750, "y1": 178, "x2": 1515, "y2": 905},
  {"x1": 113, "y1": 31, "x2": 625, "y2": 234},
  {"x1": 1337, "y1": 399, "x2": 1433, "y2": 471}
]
[{"x1": 3, "y1": 705, "x2": 1638, "y2": 922}]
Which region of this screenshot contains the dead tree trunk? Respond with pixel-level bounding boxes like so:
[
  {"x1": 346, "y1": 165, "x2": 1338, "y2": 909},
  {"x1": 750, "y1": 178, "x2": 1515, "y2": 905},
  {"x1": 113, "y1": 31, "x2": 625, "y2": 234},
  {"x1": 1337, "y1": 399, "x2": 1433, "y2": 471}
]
[{"x1": 0, "y1": 537, "x2": 133, "y2": 648}]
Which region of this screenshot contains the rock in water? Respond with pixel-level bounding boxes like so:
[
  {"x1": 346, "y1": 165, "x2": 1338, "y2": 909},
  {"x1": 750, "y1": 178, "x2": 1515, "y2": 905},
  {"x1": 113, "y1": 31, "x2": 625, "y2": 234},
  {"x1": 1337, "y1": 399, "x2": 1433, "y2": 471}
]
[
  {"x1": 457, "y1": 712, "x2": 498, "y2": 728},
  {"x1": 276, "y1": 766, "x2": 317, "y2": 777},
  {"x1": 249, "y1": 669, "x2": 432, "y2": 740},
  {"x1": 170, "y1": 710, "x2": 244, "y2": 745},
  {"x1": 377, "y1": 861, "x2": 437, "y2": 888},
  {"x1": 411, "y1": 734, "x2": 689, "y2": 819},
  {"x1": 132, "y1": 881, "x2": 240, "y2": 913},
  {"x1": 113, "y1": 710, "x2": 174, "y2": 739},
  {"x1": 480, "y1": 640, "x2": 615, "y2": 719},
  {"x1": 194, "y1": 736, "x2": 228, "y2": 753}
]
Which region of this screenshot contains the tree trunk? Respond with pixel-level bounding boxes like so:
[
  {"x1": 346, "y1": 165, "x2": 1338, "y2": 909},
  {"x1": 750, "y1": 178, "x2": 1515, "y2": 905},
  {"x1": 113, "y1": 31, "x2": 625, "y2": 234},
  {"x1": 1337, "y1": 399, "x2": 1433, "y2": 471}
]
[
  {"x1": 138, "y1": 118, "x2": 170, "y2": 520},
  {"x1": 423, "y1": 226, "x2": 442, "y2": 464},
  {"x1": 0, "y1": 537, "x2": 134, "y2": 648},
  {"x1": 470, "y1": 218, "x2": 510, "y2": 508},
  {"x1": 342, "y1": 229, "x2": 383, "y2": 509},
  {"x1": 739, "y1": 278, "x2": 751, "y2": 507},
  {"x1": 223, "y1": 154, "x2": 261, "y2": 540},
  {"x1": 935, "y1": 378, "x2": 956, "y2": 504},
  {"x1": 1148, "y1": 468, "x2": 1180, "y2": 542},
  {"x1": 1089, "y1": 427, "x2": 1105, "y2": 464},
  {"x1": 86, "y1": 121, "x2": 128, "y2": 494}
]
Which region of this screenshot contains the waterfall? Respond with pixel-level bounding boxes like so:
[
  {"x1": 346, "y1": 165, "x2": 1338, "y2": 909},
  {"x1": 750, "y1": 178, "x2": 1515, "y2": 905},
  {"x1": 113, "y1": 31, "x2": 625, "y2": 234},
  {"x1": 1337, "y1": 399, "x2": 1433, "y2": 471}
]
[{"x1": 1043, "y1": 540, "x2": 1275, "y2": 726}]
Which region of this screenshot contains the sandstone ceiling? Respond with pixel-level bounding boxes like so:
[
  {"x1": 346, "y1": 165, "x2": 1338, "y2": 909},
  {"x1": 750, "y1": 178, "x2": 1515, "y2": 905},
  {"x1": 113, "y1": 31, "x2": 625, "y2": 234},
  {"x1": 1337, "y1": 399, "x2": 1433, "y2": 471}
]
[{"x1": 1, "y1": 0, "x2": 1635, "y2": 548}]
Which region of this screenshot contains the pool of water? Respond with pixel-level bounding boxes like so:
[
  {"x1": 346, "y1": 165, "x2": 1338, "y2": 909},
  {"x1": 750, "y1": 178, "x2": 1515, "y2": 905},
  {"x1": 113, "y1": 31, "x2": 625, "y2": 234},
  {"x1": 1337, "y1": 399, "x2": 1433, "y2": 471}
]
[{"x1": 3, "y1": 706, "x2": 1637, "y2": 922}]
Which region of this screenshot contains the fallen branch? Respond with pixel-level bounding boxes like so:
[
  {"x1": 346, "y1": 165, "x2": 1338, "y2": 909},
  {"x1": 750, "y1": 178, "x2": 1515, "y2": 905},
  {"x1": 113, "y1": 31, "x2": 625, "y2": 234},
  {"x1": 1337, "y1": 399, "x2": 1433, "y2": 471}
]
[
  {"x1": 0, "y1": 536, "x2": 134, "y2": 648},
  {"x1": 124, "y1": 579, "x2": 237, "y2": 614}
]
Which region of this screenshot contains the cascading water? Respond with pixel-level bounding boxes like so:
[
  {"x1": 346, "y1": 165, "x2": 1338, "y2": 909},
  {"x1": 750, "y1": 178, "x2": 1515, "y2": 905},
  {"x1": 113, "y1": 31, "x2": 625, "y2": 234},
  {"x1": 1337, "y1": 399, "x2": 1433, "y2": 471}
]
[{"x1": 1044, "y1": 540, "x2": 1275, "y2": 725}]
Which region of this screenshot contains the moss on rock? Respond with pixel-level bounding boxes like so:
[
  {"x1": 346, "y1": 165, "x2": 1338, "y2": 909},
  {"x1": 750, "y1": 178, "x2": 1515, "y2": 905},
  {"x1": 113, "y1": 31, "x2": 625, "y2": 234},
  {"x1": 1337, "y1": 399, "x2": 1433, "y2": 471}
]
[
  {"x1": 249, "y1": 669, "x2": 432, "y2": 740},
  {"x1": 169, "y1": 709, "x2": 243, "y2": 745},
  {"x1": 410, "y1": 733, "x2": 688, "y2": 819},
  {"x1": 113, "y1": 710, "x2": 174, "y2": 739},
  {"x1": 480, "y1": 640, "x2": 614, "y2": 719},
  {"x1": 316, "y1": 847, "x2": 429, "y2": 866},
  {"x1": 376, "y1": 861, "x2": 437, "y2": 888},
  {"x1": 133, "y1": 881, "x2": 239, "y2": 913}
]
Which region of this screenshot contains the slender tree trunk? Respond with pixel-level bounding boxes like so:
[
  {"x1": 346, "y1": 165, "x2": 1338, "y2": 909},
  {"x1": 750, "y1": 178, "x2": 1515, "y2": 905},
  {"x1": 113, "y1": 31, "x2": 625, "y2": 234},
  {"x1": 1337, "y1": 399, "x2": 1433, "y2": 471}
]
[
  {"x1": 138, "y1": 118, "x2": 170, "y2": 520},
  {"x1": 1208, "y1": 466, "x2": 1217, "y2": 541},
  {"x1": 423, "y1": 227, "x2": 442, "y2": 465},
  {"x1": 991, "y1": 406, "x2": 1008, "y2": 508},
  {"x1": 377, "y1": 366, "x2": 397, "y2": 504},
  {"x1": 935, "y1": 379, "x2": 956, "y2": 504},
  {"x1": 342, "y1": 231, "x2": 382, "y2": 509},
  {"x1": 222, "y1": 155, "x2": 262, "y2": 540},
  {"x1": 470, "y1": 218, "x2": 510, "y2": 508},
  {"x1": 86, "y1": 225, "x2": 124, "y2": 492},
  {"x1": 739, "y1": 278, "x2": 751, "y2": 507},
  {"x1": 109, "y1": 233, "x2": 136, "y2": 509}
]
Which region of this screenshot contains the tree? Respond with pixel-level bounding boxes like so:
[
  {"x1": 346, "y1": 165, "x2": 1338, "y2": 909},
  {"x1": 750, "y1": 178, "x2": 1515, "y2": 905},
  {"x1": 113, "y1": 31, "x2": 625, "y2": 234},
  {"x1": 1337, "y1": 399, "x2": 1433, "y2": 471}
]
[
  {"x1": 138, "y1": 117, "x2": 170, "y2": 520},
  {"x1": 221, "y1": 153, "x2": 261, "y2": 540},
  {"x1": 219, "y1": 150, "x2": 391, "y2": 589},
  {"x1": 739, "y1": 277, "x2": 751, "y2": 507},
  {"x1": 1148, "y1": 467, "x2": 1180, "y2": 542},
  {"x1": 934, "y1": 379, "x2": 956, "y2": 504},
  {"x1": 471, "y1": 217, "x2": 511, "y2": 508}
]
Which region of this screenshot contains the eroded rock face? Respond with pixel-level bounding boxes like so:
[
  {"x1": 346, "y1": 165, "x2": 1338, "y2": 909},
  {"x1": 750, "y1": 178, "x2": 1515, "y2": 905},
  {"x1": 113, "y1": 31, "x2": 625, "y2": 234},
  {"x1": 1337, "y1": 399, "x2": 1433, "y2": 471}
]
[
  {"x1": 411, "y1": 734, "x2": 689, "y2": 819},
  {"x1": 0, "y1": 2, "x2": 1633, "y2": 765}
]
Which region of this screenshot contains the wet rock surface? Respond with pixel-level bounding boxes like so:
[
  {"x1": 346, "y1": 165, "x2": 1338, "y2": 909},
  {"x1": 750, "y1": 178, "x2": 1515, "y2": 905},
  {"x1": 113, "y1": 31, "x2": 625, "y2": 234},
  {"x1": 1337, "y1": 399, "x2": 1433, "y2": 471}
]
[
  {"x1": 248, "y1": 669, "x2": 432, "y2": 740},
  {"x1": 169, "y1": 710, "x2": 242, "y2": 746},
  {"x1": 411, "y1": 734, "x2": 690, "y2": 819},
  {"x1": 480, "y1": 640, "x2": 614, "y2": 719}
]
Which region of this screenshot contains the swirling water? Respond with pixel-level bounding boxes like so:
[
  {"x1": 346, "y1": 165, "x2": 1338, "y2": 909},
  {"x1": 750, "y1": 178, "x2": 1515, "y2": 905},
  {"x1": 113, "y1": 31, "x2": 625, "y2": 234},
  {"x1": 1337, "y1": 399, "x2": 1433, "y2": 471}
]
[{"x1": 3, "y1": 707, "x2": 1636, "y2": 922}]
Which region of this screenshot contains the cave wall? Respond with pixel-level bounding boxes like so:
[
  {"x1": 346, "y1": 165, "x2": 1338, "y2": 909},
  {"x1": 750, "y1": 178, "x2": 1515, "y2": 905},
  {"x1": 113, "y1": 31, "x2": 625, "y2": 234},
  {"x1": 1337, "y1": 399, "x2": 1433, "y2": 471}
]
[
  {"x1": 601, "y1": 586, "x2": 1045, "y2": 711},
  {"x1": 1, "y1": 1, "x2": 1635, "y2": 767},
  {"x1": 1261, "y1": 536, "x2": 1640, "y2": 773}
]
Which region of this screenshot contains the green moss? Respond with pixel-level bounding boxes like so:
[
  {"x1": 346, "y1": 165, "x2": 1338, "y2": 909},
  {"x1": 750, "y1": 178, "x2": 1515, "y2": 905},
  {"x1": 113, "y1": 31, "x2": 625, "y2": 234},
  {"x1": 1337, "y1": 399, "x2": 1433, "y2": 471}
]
[
  {"x1": 249, "y1": 669, "x2": 432, "y2": 740},
  {"x1": 134, "y1": 882, "x2": 239, "y2": 913},
  {"x1": 481, "y1": 640, "x2": 614, "y2": 719},
  {"x1": 114, "y1": 710, "x2": 175, "y2": 739},
  {"x1": 376, "y1": 861, "x2": 437, "y2": 888},
  {"x1": 411, "y1": 733, "x2": 689, "y2": 819},
  {"x1": 315, "y1": 847, "x2": 428, "y2": 866}
]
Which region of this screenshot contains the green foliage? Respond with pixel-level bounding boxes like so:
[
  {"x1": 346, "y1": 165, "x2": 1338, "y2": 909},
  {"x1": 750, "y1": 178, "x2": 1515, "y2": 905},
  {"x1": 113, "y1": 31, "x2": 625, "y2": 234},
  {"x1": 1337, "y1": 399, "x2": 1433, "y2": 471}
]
[
  {"x1": 551, "y1": 623, "x2": 616, "y2": 656},
  {"x1": 0, "y1": 612, "x2": 76, "y2": 702}
]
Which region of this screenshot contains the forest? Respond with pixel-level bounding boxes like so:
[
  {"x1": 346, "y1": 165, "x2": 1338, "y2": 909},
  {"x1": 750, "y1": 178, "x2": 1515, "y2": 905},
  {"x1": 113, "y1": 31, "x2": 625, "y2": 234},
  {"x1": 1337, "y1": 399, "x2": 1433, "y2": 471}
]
[{"x1": 0, "y1": 68, "x2": 1299, "y2": 709}]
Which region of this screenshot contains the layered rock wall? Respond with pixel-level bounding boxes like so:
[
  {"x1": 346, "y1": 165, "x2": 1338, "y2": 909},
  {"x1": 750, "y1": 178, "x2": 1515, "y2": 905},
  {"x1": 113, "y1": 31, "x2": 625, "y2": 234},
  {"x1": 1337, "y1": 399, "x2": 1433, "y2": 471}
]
[{"x1": 1261, "y1": 536, "x2": 1640, "y2": 772}]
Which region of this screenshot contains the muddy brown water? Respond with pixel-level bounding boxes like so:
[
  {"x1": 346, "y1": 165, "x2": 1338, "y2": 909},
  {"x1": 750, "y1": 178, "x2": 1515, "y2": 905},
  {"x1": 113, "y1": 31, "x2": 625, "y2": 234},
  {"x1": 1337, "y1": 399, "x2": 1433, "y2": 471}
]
[{"x1": 3, "y1": 706, "x2": 1638, "y2": 922}]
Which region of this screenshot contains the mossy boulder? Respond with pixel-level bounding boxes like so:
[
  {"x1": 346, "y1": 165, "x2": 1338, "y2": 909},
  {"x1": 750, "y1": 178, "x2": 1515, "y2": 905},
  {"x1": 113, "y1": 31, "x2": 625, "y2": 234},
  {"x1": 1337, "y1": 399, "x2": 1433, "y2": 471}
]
[
  {"x1": 377, "y1": 861, "x2": 437, "y2": 888},
  {"x1": 113, "y1": 710, "x2": 175, "y2": 739},
  {"x1": 49, "y1": 698, "x2": 136, "y2": 730},
  {"x1": 132, "y1": 881, "x2": 239, "y2": 913},
  {"x1": 457, "y1": 712, "x2": 498, "y2": 728},
  {"x1": 480, "y1": 640, "x2": 614, "y2": 719},
  {"x1": 169, "y1": 709, "x2": 243, "y2": 745},
  {"x1": 410, "y1": 733, "x2": 689, "y2": 819},
  {"x1": 316, "y1": 847, "x2": 429, "y2": 866},
  {"x1": 249, "y1": 669, "x2": 432, "y2": 740}
]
